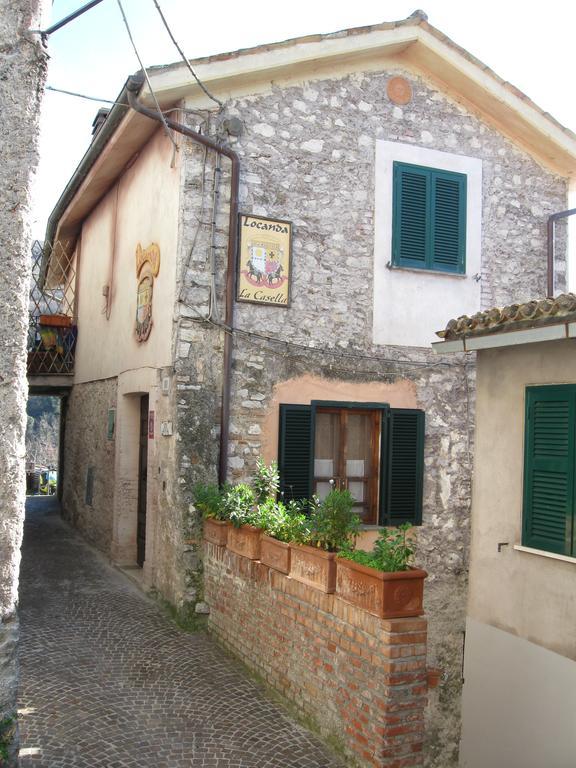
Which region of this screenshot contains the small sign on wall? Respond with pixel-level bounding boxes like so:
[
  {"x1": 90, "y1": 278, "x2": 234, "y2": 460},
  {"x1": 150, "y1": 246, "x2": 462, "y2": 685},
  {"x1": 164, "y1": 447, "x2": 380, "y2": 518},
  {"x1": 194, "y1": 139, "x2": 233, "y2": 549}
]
[
  {"x1": 237, "y1": 214, "x2": 292, "y2": 307},
  {"x1": 148, "y1": 410, "x2": 155, "y2": 439}
]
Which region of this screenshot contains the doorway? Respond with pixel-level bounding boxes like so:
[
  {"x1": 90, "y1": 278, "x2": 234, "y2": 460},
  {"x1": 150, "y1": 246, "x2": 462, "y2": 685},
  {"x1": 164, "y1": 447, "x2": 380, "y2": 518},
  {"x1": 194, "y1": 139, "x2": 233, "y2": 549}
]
[{"x1": 136, "y1": 395, "x2": 149, "y2": 567}]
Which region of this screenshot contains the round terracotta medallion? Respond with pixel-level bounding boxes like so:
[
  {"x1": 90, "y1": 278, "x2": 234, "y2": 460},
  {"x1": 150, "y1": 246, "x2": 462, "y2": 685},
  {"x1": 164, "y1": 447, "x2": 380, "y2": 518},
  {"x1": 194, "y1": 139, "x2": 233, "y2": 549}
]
[{"x1": 387, "y1": 76, "x2": 412, "y2": 105}]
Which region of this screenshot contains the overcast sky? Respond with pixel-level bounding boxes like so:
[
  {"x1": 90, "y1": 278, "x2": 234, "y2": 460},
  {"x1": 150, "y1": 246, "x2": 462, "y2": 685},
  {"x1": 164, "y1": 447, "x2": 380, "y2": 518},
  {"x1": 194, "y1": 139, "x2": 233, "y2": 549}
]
[{"x1": 33, "y1": 0, "x2": 576, "y2": 239}]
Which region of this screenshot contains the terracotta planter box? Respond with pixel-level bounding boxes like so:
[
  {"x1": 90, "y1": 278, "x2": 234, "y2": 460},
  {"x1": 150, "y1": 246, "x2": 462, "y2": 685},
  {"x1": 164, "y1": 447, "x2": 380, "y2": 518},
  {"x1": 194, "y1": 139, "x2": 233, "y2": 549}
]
[
  {"x1": 227, "y1": 524, "x2": 262, "y2": 560},
  {"x1": 336, "y1": 558, "x2": 427, "y2": 618},
  {"x1": 260, "y1": 535, "x2": 291, "y2": 574},
  {"x1": 289, "y1": 544, "x2": 337, "y2": 593},
  {"x1": 203, "y1": 518, "x2": 229, "y2": 547}
]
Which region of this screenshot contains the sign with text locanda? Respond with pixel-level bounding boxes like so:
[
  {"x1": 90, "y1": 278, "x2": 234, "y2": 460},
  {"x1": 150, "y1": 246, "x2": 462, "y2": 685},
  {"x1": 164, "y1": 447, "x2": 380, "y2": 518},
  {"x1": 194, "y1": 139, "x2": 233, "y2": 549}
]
[{"x1": 237, "y1": 214, "x2": 292, "y2": 307}]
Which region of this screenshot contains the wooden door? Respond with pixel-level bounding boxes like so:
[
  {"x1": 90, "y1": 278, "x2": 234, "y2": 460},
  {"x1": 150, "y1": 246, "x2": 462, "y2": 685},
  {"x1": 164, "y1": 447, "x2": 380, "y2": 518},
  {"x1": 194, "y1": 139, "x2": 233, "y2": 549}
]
[{"x1": 136, "y1": 395, "x2": 149, "y2": 567}]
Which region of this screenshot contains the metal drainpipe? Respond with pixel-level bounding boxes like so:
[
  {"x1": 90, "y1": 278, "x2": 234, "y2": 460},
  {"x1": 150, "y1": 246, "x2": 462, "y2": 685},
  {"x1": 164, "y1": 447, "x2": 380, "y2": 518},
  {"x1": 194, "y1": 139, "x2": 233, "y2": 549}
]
[
  {"x1": 126, "y1": 75, "x2": 239, "y2": 486},
  {"x1": 547, "y1": 207, "x2": 576, "y2": 298}
]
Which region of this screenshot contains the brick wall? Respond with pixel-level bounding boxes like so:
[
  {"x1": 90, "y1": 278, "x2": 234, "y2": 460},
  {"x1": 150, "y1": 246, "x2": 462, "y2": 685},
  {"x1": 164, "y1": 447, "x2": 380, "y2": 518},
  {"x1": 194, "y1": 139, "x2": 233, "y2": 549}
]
[{"x1": 204, "y1": 542, "x2": 428, "y2": 768}]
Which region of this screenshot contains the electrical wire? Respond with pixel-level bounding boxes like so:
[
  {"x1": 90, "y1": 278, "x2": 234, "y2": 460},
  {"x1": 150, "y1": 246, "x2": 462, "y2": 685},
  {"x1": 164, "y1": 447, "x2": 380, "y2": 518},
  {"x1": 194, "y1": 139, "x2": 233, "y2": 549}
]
[
  {"x1": 46, "y1": 85, "x2": 122, "y2": 105},
  {"x1": 176, "y1": 297, "x2": 464, "y2": 374},
  {"x1": 151, "y1": 0, "x2": 223, "y2": 109},
  {"x1": 46, "y1": 85, "x2": 213, "y2": 123},
  {"x1": 115, "y1": 0, "x2": 178, "y2": 158}
]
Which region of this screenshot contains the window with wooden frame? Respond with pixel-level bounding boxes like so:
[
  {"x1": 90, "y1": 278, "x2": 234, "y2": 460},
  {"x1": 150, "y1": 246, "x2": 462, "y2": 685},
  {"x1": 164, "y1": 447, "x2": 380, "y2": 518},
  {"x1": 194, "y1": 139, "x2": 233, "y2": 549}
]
[
  {"x1": 523, "y1": 385, "x2": 576, "y2": 556},
  {"x1": 278, "y1": 401, "x2": 425, "y2": 526},
  {"x1": 392, "y1": 161, "x2": 466, "y2": 274}
]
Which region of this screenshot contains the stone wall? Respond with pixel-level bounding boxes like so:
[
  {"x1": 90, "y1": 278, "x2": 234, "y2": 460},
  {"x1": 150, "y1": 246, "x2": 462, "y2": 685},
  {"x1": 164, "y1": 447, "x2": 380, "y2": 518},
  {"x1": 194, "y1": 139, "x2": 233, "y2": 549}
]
[
  {"x1": 62, "y1": 379, "x2": 117, "y2": 552},
  {"x1": 173, "y1": 63, "x2": 569, "y2": 766},
  {"x1": 0, "y1": 1, "x2": 47, "y2": 764},
  {"x1": 205, "y1": 541, "x2": 428, "y2": 768}
]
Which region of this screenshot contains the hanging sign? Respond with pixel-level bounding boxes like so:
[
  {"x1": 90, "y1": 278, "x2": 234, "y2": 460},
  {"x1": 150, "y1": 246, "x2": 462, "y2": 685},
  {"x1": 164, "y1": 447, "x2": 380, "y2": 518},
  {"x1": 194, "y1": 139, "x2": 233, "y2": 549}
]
[
  {"x1": 135, "y1": 243, "x2": 161, "y2": 342},
  {"x1": 237, "y1": 214, "x2": 292, "y2": 307}
]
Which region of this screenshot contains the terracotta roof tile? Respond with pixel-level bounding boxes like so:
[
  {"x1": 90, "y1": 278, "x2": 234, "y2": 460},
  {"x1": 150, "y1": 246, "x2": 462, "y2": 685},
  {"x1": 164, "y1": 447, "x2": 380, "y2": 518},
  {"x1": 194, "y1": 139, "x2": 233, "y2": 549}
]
[{"x1": 436, "y1": 293, "x2": 576, "y2": 340}]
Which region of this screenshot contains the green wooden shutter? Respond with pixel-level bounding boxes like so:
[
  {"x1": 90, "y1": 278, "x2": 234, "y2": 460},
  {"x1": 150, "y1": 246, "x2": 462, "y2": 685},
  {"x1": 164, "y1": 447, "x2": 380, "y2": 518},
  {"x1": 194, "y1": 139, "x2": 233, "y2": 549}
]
[
  {"x1": 523, "y1": 386, "x2": 576, "y2": 555},
  {"x1": 392, "y1": 162, "x2": 466, "y2": 274},
  {"x1": 380, "y1": 408, "x2": 425, "y2": 526},
  {"x1": 393, "y1": 163, "x2": 429, "y2": 269},
  {"x1": 431, "y1": 171, "x2": 466, "y2": 273},
  {"x1": 278, "y1": 404, "x2": 312, "y2": 501}
]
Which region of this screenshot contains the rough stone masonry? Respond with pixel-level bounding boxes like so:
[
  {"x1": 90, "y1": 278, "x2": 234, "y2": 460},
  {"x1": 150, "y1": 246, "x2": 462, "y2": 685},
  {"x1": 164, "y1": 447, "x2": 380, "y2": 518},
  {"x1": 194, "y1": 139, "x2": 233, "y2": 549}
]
[{"x1": 0, "y1": 2, "x2": 47, "y2": 764}]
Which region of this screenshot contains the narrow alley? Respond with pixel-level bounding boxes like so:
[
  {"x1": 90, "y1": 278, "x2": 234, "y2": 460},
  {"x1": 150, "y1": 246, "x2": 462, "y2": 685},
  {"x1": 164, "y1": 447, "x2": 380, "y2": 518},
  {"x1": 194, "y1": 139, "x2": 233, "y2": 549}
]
[{"x1": 17, "y1": 498, "x2": 343, "y2": 767}]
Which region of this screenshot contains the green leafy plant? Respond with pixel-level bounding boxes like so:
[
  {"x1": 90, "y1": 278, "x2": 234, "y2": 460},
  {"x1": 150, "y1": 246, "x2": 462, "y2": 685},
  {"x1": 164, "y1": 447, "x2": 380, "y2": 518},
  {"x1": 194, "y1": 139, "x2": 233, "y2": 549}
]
[
  {"x1": 252, "y1": 458, "x2": 279, "y2": 503},
  {"x1": 0, "y1": 715, "x2": 16, "y2": 764},
  {"x1": 192, "y1": 483, "x2": 228, "y2": 520},
  {"x1": 306, "y1": 489, "x2": 360, "y2": 552},
  {"x1": 222, "y1": 483, "x2": 257, "y2": 528},
  {"x1": 339, "y1": 523, "x2": 414, "y2": 572},
  {"x1": 256, "y1": 498, "x2": 308, "y2": 542}
]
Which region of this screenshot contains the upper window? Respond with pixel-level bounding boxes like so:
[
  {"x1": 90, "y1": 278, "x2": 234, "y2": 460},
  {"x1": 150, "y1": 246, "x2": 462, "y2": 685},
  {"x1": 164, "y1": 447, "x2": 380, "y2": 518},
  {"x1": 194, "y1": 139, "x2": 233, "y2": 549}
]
[
  {"x1": 523, "y1": 385, "x2": 576, "y2": 556},
  {"x1": 392, "y1": 162, "x2": 467, "y2": 274},
  {"x1": 278, "y1": 401, "x2": 424, "y2": 526}
]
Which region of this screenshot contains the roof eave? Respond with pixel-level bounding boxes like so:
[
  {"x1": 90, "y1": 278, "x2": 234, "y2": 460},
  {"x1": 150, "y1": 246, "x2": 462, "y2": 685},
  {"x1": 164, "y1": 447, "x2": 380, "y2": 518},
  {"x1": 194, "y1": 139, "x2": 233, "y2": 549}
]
[{"x1": 46, "y1": 12, "x2": 576, "y2": 263}]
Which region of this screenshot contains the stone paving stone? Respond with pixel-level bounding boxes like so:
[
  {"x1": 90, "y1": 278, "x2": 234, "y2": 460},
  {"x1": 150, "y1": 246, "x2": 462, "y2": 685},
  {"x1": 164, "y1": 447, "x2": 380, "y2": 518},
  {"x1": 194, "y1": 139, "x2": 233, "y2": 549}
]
[{"x1": 18, "y1": 498, "x2": 343, "y2": 768}]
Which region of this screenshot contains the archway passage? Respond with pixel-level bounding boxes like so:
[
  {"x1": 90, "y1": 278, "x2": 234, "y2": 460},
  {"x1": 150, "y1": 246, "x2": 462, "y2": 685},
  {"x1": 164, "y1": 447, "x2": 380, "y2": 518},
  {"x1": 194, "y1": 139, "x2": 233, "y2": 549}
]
[{"x1": 25, "y1": 394, "x2": 63, "y2": 499}]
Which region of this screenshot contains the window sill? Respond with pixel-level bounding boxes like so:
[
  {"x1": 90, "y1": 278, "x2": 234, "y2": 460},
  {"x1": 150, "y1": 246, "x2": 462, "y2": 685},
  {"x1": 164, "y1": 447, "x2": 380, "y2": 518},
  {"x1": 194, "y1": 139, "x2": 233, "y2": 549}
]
[
  {"x1": 513, "y1": 544, "x2": 576, "y2": 565},
  {"x1": 386, "y1": 263, "x2": 468, "y2": 279}
]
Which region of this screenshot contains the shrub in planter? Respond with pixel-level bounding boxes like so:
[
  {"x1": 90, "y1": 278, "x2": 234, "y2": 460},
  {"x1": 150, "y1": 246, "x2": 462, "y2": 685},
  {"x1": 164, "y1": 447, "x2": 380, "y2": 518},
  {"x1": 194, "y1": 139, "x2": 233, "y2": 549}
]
[
  {"x1": 258, "y1": 499, "x2": 308, "y2": 574},
  {"x1": 252, "y1": 457, "x2": 279, "y2": 503},
  {"x1": 290, "y1": 490, "x2": 360, "y2": 593},
  {"x1": 192, "y1": 483, "x2": 229, "y2": 546},
  {"x1": 336, "y1": 524, "x2": 427, "y2": 618},
  {"x1": 222, "y1": 483, "x2": 262, "y2": 559}
]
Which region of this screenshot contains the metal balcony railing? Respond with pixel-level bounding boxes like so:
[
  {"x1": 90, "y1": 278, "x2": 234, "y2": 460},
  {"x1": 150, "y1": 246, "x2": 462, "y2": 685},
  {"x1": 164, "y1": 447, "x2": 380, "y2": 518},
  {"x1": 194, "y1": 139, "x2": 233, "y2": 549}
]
[{"x1": 28, "y1": 240, "x2": 77, "y2": 377}]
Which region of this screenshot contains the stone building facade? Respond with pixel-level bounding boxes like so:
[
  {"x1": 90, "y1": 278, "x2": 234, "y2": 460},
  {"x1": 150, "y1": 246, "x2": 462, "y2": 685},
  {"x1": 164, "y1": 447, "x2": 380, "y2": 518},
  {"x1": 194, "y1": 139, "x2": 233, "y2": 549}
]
[{"x1": 45, "y1": 13, "x2": 576, "y2": 767}]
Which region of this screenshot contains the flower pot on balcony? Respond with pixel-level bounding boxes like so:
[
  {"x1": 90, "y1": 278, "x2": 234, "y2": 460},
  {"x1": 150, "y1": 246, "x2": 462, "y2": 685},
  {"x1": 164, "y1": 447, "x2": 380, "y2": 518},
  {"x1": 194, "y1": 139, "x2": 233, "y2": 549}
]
[
  {"x1": 227, "y1": 524, "x2": 262, "y2": 560},
  {"x1": 203, "y1": 518, "x2": 229, "y2": 547},
  {"x1": 289, "y1": 543, "x2": 337, "y2": 593},
  {"x1": 335, "y1": 557, "x2": 427, "y2": 618},
  {"x1": 260, "y1": 535, "x2": 291, "y2": 574},
  {"x1": 39, "y1": 313, "x2": 73, "y2": 328}
]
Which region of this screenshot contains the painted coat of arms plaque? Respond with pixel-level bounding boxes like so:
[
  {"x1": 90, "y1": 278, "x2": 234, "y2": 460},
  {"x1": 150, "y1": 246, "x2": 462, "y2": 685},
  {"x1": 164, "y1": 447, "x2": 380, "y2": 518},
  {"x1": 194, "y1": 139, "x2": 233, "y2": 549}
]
[{"x1": 135, "y1": 243, "x2": 160, "y2": 342}]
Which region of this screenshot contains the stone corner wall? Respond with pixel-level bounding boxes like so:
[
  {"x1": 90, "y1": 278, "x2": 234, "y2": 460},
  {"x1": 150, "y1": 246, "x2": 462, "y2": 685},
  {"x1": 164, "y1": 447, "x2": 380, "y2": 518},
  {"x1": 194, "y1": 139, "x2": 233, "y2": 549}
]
[
  {"x1": 0, "y1": 1, "x2": 48, "y2": 764},
  {"x1": 204, "y1": 541, "x2": 428, "y2": 768}
]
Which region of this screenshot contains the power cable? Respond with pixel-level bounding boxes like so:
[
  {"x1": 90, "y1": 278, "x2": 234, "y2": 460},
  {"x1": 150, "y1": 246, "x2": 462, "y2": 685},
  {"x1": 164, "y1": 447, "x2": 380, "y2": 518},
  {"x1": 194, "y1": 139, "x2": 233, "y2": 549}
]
[
  {"x1": 46, "y1": 85, "x2": 121, "y2": 105},
  {"x1": 151, "y1": 0, "x2": 223, "y2": 109},
  {"x1": 115, "y1": 0, "x2": 179, "y2": 159},
  {"x1": 46, "y1": 85, "x2": 212, "y2": 122},
  {"x1": 176, "y1": 297, "x2": 464, "y2": 374}
]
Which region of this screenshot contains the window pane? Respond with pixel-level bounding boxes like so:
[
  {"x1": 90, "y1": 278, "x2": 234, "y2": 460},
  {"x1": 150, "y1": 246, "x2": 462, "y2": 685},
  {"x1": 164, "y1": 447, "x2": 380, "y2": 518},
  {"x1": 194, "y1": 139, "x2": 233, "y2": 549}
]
[{"x1": 314, "y1": 412, "x2": 339, "y2": 476}]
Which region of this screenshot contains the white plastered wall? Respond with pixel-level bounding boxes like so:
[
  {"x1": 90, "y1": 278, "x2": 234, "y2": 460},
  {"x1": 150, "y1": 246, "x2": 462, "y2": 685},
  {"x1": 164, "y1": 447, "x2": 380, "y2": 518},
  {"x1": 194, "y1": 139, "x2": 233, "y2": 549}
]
[
  {"x1": 460, "y1": 618, "x2": 576, "y2": 768},
  {"x1": 373, "y1": 140, "x2": 482, "y2": 347}
]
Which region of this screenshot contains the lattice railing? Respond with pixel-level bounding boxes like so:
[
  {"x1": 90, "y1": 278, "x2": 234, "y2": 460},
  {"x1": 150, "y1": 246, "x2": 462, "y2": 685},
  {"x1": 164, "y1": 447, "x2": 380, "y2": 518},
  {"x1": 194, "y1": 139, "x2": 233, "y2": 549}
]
[{"x1": 28, "y1": 240, "x2": 77, "y2": 376}]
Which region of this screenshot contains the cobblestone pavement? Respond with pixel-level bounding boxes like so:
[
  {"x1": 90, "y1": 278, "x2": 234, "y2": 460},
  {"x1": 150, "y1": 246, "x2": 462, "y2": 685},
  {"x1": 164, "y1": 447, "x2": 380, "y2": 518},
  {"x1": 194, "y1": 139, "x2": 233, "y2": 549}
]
[{"x1": 18, "y1": 497, "x2": 343, "y2": 768}]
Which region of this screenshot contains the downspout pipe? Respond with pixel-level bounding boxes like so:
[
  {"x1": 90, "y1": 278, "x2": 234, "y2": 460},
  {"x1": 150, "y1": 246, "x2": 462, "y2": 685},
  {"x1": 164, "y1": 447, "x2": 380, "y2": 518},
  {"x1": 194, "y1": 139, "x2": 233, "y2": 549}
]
[
  {"x1": 126, "y1": 74, "x2": 239, "y2": 487},
  {"x1": 547, "y1": 207, "x2": 576, "y2": 298}
]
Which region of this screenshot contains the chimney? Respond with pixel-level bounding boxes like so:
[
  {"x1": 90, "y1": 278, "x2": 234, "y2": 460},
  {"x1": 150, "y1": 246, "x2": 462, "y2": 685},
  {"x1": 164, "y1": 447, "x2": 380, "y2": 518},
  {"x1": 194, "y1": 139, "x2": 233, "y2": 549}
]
[{"x1": 92, "y1": 108, "x2": 110, "y2": 138}]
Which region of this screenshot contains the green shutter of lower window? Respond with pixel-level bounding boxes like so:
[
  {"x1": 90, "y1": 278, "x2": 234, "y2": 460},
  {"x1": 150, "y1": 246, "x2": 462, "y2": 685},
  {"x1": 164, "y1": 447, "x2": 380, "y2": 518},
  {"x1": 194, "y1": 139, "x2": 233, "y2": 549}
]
[
  {"x1": 380, "y1": 409, "x2": 424, "y2": 526},
  {"x1": 523, "y1": 386, "x2": 576, "y2": 556},
  {"x1": 431, "y1": 171, "x2": 466, "y2": 273},
  {"x1": 278, "y1": 404, "x2": 312, "y2": 502}
]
